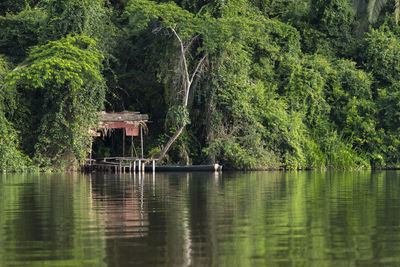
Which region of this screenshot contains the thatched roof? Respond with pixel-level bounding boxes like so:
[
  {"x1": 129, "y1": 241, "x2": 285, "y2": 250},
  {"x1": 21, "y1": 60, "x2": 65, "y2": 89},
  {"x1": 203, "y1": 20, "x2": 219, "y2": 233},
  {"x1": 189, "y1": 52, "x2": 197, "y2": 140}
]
[{"x1": 99, "y1": 111, "x2": 148, "y2": 122}]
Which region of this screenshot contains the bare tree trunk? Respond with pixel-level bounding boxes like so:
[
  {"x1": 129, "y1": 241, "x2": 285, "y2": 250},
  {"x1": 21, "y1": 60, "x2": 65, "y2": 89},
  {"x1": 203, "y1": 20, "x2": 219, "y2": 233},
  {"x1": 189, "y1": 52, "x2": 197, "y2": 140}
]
[
  {"x1": 157, "y1": 27, "x2": 206, "y2": 163},
  {"x1": 182, "y1": 143, "x2": 190, "y2": 165},
  {"x1": 158, "y1": 126, "x2": 184, "y2": 162}
]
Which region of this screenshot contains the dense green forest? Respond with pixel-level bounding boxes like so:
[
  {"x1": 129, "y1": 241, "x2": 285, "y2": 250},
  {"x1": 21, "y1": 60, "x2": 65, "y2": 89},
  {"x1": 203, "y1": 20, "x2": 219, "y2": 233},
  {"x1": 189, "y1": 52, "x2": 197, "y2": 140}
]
[{"x1": 1, "y1": 0, "x2": 400, "y2": 171}]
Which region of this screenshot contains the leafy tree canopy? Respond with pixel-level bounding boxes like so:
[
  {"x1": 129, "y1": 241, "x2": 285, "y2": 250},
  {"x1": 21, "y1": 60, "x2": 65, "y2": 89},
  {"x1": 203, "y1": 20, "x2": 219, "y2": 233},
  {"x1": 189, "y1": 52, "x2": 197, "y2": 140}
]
[{"x1": 4, "y1": 35, "x2": 105, "y2": 168}]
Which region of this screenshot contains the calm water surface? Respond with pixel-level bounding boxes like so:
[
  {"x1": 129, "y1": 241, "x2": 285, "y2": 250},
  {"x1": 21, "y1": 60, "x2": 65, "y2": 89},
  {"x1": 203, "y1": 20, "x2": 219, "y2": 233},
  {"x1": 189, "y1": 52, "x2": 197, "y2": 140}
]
[{"x1": 1, "y1": 171, "x2": 400, "y2": 266}]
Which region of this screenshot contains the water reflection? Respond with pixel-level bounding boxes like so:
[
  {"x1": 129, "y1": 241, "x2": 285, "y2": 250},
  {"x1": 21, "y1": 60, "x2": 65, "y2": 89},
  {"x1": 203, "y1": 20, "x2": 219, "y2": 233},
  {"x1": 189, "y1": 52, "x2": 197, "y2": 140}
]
[
  {"x1": 90, "y1": 173, "x2": 148, "y2": 239},
  {"x1": 0, "y1": 173, "x2": 106, "y2": 266},
  {"x1": 2, "y1": 171, "x2": 400, "y2": 266}
]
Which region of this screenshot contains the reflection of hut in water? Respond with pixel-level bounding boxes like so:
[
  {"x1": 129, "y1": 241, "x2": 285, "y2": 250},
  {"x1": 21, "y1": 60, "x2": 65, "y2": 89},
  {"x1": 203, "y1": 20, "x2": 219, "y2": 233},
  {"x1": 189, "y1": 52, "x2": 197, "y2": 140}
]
[
  {"x1": 88, "y1": 173, "x2": 201, "y2": 266},
  {"x1": 90, "y1": 176, "x2": 149, "y2": 239},
  {"x1": 102, "y1": 188, "x2": 149, "y2": 239},
  {"x1": 89, "y1": 111, "x2": 149, "y2": 158}
]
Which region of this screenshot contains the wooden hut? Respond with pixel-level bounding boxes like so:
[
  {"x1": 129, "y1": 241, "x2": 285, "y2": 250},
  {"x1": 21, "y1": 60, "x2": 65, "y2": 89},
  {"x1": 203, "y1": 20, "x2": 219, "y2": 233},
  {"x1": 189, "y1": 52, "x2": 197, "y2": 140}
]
[{"x1": 89, "y1": 111, "x2": 149, "y2": 158}]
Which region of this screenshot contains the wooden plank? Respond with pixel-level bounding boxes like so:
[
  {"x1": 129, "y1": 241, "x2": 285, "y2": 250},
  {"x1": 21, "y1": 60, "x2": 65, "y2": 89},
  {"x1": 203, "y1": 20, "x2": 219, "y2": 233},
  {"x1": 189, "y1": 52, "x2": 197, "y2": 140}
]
[
  {"x1": 100, "y1": 121, "x2": 137, "y2": 128},
  {"x1": 99, "y1": 112, "x2": 148, "y2": 122},
  {"x1": 126, "y1": 127, "x2": 139, "y2": 136}
]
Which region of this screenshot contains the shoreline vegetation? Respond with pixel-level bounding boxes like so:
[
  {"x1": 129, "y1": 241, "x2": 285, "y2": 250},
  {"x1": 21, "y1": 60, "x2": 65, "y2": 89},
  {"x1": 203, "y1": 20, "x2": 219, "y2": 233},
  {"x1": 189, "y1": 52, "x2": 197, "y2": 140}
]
[{"x1": 1, "y1": 0, "x2": 400, "y2": 172}]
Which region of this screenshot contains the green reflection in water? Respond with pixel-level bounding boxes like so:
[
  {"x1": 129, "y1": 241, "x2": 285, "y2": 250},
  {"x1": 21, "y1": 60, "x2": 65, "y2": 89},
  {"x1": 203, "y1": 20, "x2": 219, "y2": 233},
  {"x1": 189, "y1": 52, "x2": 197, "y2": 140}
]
[
  {"x1": 203, "y1": 171, "x2": 400, "y2": 266},
  {"x1": 1, "y1": 171, "x2": 400, "y2": 266},
  {"x1": 0, "y1": 173, "x2": 106, "y2": 266}
]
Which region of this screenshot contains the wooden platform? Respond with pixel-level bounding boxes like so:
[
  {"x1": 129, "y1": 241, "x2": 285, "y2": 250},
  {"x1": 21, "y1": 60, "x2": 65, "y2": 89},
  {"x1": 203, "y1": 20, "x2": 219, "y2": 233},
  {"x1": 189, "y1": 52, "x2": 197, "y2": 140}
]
[
  {"x1": 153, "y1": 164, "x2": 222, "y2": 172},
  {"x1": 83, "y1": 157, "x2": 155, "y2": 173},
  {"x1": 83, "y1": 157, "x2": 222, "y2": 173}
]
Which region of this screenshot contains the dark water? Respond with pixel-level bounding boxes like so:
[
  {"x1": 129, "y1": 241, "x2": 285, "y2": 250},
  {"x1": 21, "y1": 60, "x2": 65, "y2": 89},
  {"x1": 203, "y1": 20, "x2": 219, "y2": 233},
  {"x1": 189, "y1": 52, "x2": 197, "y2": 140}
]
[{"x1": 1, "y1": 171, "x2": 400, "y2": 266}]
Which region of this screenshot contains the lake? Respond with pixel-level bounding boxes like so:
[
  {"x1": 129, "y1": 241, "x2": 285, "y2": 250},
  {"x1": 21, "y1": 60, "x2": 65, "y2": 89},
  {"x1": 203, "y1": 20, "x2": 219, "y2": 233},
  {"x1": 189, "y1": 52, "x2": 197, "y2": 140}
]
[{"x1": 1, "y1": 171, "x2": 400, "y2": 266}]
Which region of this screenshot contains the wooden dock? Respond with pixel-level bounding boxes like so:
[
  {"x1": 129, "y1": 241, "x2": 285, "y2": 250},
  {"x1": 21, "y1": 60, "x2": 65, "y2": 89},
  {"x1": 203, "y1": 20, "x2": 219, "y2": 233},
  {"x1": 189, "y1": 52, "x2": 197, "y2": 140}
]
[
  {"x1": 83, "y1": 157, "x2": 156, "y2": 173},
  {"x1": 83, "y1": 157, "x2": 222, "y2": 173}
]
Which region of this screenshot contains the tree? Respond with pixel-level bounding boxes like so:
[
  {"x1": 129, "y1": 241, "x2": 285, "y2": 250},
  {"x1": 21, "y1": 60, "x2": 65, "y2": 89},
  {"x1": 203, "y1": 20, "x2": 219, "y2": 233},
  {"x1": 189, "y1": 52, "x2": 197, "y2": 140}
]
[
  {"x1": 352, "y1": 0, "x2": 400, "y2": 32},
  {"x1": 0, "y1": 7, "x2": 45, "y2": 60},
  {"x1": 0, "y1": 0, "x2": 40, "y2": 16},
  {"x1": 156, "y1": 28, "x2": 206, "y2": 162},
  {"x1": 367, "y1": 0, "x2": 400, "y2": 24},
  {"x1": 39, "y1": 0, "x2": 117, "y2": 54},
  {"x1": 125, "y1": 0, "x2": 207, "y2": 163},
  {"x1": 0, "y1": 55, "x2": 30, "y2": 172},
  {"x1": 4, "y1": 35, "x2": 106, "y2": 168}
]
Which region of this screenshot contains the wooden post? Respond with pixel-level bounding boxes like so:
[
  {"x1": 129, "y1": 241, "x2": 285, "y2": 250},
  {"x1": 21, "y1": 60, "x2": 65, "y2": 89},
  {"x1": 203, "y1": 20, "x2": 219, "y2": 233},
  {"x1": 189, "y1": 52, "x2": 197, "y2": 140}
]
[
  {"x1": 119, "y1": 161, "x2": 122, "y2": 173},
  {"x1": 140, "y1": 125, "x2": 144, "y2": 159},
  {"x1": 152, "y1": 160, "x2": 155, "y2": 172},
  {"x1": 131, "y1": 136, "x2": 133, "y2": 157},
  {"x1": 129, "y1": 162, "x2": 132, "y2": 172},
  {"x1": 138, "y1": 160, "x2": 141, "y2": 172},
  {"x1": 123, "y1": 128, "x2": 126, "y2": 157},
  {"x1": 89, "y1": 139, "x2": 93, "y2": 165},
  {"x1": 133, "y1": 160, "x2": 136, "y2": 172},
  {"x1": 142, "y1": 162, "x2": 145, "y2": 173}
]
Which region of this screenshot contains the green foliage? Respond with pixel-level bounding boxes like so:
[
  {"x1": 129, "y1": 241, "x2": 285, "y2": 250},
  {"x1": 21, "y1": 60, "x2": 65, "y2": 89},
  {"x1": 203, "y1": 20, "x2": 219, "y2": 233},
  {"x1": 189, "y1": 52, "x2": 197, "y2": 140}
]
[
  {"x1": 362, "y1": 27, "x2": 400, "y2": 85},
  {"x1": 360, "y1": 27, "x2": 400, "y2": 167},
  {"x1": 0, "y1": 112, "x2": 31, "y2": 172},
  {"x1": 366, "y1": 0, "x2": 400, "y2": 24},
  {"x1": 40, "y1": 0, "x2": 115, "y2": 42},
  {"x1": 310, "y1": 0, "x2": 355, "y2": 36},
  {"x1": 197, "y1": 9, "x2": 368, "y2": 169},
  {"x1": 0, "y1": 0, "x2": 40, "y2": 16},
  {"x1": 0, "y1": 55, "x2": 10, "y2": 82},
  {"x1": 0, "y1": 0, "x2": 400, "y2": 170},
  {"x1": 286, "y1": 0, "x2": 356, "y2": 56},
  {"x1": 166, "y1": 105, "x2": 190, "y2": 128},
  {"x1": 125, "y1": 0, "x2": 198, "y2": 38},
  {"x1": 5, "y1": 35, "x2": 105, "y2": 168},
  {"x1": 0, "y1": 56, "x2": 31, "y2": 172},
  {"x1": 0, "y1": 7, "x2": 46, "y2": 60}
]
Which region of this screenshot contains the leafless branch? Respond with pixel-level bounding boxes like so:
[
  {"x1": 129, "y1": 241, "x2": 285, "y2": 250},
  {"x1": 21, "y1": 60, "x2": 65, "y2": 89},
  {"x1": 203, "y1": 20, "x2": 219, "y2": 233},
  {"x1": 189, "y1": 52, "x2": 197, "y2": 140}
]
[
  {"x1": 189, "y1": 55, "x2": 206, "y2": 85},
  {"x1": 170, "y1": 27, "x2": 190, "y2": 91},
  {"x1": 158, "y1": 27, "x2": 207, "y2": 162}
]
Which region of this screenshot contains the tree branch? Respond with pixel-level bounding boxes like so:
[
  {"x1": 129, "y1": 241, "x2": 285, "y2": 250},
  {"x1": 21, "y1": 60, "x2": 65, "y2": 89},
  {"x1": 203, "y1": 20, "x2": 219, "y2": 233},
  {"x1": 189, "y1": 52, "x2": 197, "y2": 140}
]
[
  {"x1": 157, "y1": 125, "x2": 185, "y2": 162},
  {"x1": 189, "y1": 55, "x2": 206, "y2": 85},
  {"x1": 185, "y1": 55, "x2": 206, "y2": 107},
  {"x1": 157, "y1": 28, "x2": 207, "y2": 163},
  {"x1": 170, "y1": 27, "x2": 190, "y2": 91}
]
